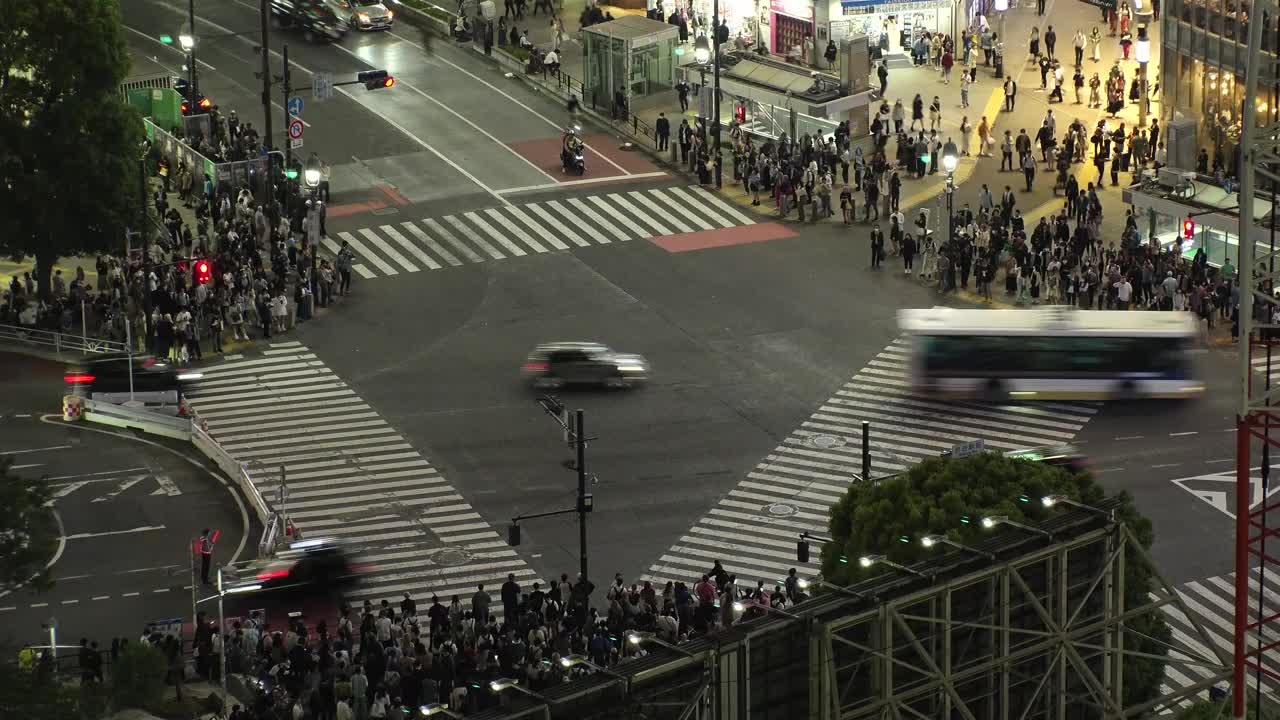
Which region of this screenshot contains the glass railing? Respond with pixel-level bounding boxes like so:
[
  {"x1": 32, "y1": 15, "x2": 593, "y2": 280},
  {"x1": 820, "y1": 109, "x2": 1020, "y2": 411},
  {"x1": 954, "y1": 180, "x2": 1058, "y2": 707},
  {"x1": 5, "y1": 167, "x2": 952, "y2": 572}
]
[{"x1": 1170, "y1": 0, "x2": 1278, "y2": 53}]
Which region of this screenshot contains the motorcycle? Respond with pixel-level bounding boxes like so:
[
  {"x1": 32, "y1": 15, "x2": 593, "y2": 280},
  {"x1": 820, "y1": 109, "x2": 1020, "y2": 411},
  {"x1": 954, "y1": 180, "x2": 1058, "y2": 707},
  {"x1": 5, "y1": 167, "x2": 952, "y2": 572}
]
[{"x1": 561, "y1": 126, "x2": 585, "y2": 176}]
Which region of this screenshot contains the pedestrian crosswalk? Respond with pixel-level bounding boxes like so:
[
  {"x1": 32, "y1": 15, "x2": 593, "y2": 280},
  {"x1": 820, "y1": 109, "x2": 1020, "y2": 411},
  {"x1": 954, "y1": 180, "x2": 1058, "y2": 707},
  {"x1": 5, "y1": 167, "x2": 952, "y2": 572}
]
[
  {"x1": 642, "y1": 336, "x2": 1100, "y2": 592},
  {"x1": 1153, "y1": 567, "x2": 1279, "y2": 712},
  {"x1": 322, "y1": 185, "x2": 756, "y2": 279},
  {"x1": 183, "y1": 341, "x2": 539, "y2": 611}
]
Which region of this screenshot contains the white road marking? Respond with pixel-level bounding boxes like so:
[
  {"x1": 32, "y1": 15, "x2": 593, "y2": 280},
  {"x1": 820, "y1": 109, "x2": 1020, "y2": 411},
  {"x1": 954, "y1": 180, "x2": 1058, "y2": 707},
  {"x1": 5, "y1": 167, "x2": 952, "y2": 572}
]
[
  {"x1": 466, "y1": 211, "x2": 526, "y2": 256},
  {"x1": 443, "y1": 215, "x2": 504, "y2": 260},
  {"x1": 382, "y1": 225, "x2": 441, "y2": 270},
  {"x1": 63, "y1": 525, "x2": 166, "y2": 540},
  {"x1": 0, "y1": 445, "x2": 71, "y2": 455},
  {"x1": 526, "y1": 203, "x2": 587, "y2": 247},
  {"x1": 359, "y1": 228, "x2": 419, "y2": 273}
]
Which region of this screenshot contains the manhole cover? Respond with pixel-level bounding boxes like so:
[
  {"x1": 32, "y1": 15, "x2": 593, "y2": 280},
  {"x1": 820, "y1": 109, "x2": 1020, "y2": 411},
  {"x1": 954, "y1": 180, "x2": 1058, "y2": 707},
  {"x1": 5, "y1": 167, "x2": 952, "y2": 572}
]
[
  {"x1": 807, "y1": 434, "x2": 845, "y2": 449},
  {"x1": 430, "y1": 547, "x2": 475, "y2": 566},
  {"x1": 764, "y1": 502, "x2": 798, "y2": 517}
]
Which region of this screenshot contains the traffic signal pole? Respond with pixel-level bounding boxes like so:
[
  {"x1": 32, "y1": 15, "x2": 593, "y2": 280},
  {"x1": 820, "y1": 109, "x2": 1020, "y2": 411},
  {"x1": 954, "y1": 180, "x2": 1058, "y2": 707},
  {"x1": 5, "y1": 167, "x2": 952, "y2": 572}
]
[
  {"x1": 510, "y1": 400, "x2": 594, "y2": 585},
  {"x1": 282, "y1": 43, "x2": 293, "y2": 213},
  {"x1": 258, "y1": 0, "x2": 273, "y2": 207}
]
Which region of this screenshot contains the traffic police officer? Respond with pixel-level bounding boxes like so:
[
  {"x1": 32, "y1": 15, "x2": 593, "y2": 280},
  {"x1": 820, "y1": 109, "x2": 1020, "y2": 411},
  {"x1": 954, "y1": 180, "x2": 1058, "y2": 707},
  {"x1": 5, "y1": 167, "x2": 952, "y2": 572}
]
[{"x1": 198, "y1": 529, "x2": 215, "y2": 585}]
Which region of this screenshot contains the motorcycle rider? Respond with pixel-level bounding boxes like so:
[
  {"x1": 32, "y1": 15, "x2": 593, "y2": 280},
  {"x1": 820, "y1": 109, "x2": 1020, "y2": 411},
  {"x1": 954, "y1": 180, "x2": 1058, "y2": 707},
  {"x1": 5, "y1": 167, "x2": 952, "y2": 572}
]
[{"x1": 561, "y1": 126, "x2": 585, "y2": 174}]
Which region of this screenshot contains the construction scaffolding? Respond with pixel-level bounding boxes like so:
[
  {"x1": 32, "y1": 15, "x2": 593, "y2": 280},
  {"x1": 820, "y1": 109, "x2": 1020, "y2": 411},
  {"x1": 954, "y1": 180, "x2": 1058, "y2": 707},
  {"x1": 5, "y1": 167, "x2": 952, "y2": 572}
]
[
  {"x1": 473, "y1": 504, "x2": 1234, "y2": 720},
  {"x1": 1233, "y1": 0, "x2": 1280, "y2": 716}
]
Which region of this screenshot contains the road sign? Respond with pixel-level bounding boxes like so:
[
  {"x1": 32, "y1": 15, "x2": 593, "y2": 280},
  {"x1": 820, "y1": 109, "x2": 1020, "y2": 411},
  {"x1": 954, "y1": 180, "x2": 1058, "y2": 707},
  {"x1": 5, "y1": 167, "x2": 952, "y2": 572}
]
[
  {"x1": 948, "y1": 439, "x2": 986, "y2": 459},
  {"x1": 290, "y1": 138, "x2": 304, "y2": 149},
  {"x1": 288, "y1": 119, "x2": 304, "y2": 140},
  {"x1": 313, "y1": 72, "x2": 334, "y2": 100},
  {"x1": 288, "y1": 95, "x2": 304, "y2": 117}
]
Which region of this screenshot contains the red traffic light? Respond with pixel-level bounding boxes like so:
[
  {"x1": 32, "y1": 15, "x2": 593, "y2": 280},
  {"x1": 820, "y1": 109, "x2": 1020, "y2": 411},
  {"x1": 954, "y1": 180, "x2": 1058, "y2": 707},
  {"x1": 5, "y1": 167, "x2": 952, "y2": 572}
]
[
  {"x1": 381, "y1": 77, "x2": 395, "y2": 88},
  {"x1": 194, "y1": 260, "x2": 212, "y2": 284},
  {"x1": 1183, "y1": 218, "x2": 1195, "y2": 239},
  {"x1": 198, "y1": 96, "x2": 211, "y2": 109}
]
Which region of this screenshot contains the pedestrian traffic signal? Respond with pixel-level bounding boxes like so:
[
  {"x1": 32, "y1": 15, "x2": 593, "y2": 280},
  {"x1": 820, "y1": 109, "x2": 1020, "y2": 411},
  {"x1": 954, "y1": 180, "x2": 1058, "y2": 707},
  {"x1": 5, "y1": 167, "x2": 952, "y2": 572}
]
[
  {"x1": 1183, "y1": 217, "x2": 1196, "y2": 239},
  {"x1": 194, "y1": 259, "x2": 212, "y2": 285},
  {"x1": 358, "y1": 70, "x2": 394, "y2": 90},
  {"x1": 507, "y1": 523, "x2": 521, "y2": 546},
  {"x1": 797, "y1": 539, "x2": 810, "y2": 563}
]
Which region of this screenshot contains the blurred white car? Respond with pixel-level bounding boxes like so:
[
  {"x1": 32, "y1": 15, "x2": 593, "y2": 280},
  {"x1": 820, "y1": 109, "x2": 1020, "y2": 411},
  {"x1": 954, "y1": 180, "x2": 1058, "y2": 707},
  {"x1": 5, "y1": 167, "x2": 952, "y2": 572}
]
[{"x1": 327, "y1": 0, "x2": 394, "y2": 30}]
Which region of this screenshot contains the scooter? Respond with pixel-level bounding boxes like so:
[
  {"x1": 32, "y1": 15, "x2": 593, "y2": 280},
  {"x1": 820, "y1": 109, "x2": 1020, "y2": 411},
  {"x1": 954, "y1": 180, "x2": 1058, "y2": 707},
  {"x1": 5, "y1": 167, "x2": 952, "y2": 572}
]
[{"x1": 561, "y1": 147, "x2": 585, "y2": 175}]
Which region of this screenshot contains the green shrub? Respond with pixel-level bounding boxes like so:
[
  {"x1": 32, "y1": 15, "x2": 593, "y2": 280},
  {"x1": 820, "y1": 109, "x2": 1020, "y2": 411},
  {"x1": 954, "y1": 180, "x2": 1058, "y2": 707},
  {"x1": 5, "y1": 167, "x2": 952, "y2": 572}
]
[{"x1": 110, "y1": 643, "x2": 166, "y2": 709}]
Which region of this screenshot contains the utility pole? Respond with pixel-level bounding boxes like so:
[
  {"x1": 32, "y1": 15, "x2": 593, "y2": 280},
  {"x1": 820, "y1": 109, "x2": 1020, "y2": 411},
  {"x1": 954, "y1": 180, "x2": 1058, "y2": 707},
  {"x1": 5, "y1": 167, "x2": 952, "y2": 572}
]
[
  {"x1": 575, "y1": 408, "x2": 588, "y2": 582},
  {"x1": 510, "y1": 399, "x2": 594, "y2": 586},
  {"x1": 137, "y1": 157, "x2": 152, "y2": 350},
  {"x1": 187, "y1": 0, "x2": 197, "y2": 103},
  {"x1": 258, "y1": 0, "x2": 274, "y2": 207},
  {"x1": 282, "y1": 43, "x2": 293, "y2": 215},
  {"x1": 711, "y1": 0, "x2": 722, "y2": 189}
]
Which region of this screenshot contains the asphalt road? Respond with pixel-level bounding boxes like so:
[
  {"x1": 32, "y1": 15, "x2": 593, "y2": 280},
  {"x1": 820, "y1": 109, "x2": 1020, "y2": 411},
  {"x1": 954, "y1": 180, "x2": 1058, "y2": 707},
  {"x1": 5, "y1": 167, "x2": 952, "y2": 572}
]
[
  {"x1": 0, "y1": 353, "x2": 249, "y2": 657},
  {"x1": 118, "y1": 0, "x2": 1244, "y2": 600}
]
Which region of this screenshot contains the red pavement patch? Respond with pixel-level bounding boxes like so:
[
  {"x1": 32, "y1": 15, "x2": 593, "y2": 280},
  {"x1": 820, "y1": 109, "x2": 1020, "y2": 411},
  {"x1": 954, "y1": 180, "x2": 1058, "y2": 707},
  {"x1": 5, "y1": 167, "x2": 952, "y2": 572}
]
[
  {"x1": 649, "y1": 223, "x2": 798, "y2": 253},
  {"x1": 506, "y1": 133, "x2": 664, "y2": 184},
  {"x1": 376, "y1": 184, "x2": 410, "y2": 206},
  {"x1": 326, "y1": 198, "x2": 389, "y2": 218}
]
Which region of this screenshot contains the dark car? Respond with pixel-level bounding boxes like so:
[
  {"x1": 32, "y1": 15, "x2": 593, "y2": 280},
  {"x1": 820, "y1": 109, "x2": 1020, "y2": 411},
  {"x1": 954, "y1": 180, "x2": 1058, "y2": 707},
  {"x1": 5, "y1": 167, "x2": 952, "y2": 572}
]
[
  {"x1": 229, "y1": 538, "x2": 359, "y2": 595},
  {"x1": 1004, "y1": 445, "x2": 1089, "y2": 473},
  {"x1": 64, "y1": 353, "x2": 198, "y2": 400},
  {"x1": 269, "y1": 0, "x2": 348, "y2": 42},
  {"x1": 172, "y1": 76, "x2": 211, "y2": 115},
  {"x1": 521, "y1": 342, "x2": 650, "y2": 389}
]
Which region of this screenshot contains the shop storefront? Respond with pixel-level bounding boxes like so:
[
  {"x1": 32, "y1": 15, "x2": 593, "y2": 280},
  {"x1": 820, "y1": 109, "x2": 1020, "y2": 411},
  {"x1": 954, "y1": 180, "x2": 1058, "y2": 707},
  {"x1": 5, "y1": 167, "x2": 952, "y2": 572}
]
[
  {"x1": 1126, "y1": 177, "x2": 1277, "y2": 269},
  {"x1": 769, "y1": 0, "x2": 816, "y2": 56},
  {"x1": 686, "y1": 0, "x2": 766, "y2": 48},
  {"x1": 1162, "y1": 54, "x2": 1279, "y2": 173},
  {"x1": 828, "y1": 0, "x2": 956, "y2": 56}
]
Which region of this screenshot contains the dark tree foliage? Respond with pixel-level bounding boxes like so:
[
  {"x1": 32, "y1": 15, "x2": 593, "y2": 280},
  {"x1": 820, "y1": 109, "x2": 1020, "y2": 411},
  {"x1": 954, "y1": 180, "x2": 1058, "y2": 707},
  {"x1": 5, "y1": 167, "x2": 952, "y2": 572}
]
[
  {"x1": 821, "y1": 452, "x2": 1170, "y2": 707},
  {"x1": 0, "y1": 0, "x2": 144, "y2": 296},
  {"x1": 0, "y1": 457, "x2": 58, "y2": 593}
]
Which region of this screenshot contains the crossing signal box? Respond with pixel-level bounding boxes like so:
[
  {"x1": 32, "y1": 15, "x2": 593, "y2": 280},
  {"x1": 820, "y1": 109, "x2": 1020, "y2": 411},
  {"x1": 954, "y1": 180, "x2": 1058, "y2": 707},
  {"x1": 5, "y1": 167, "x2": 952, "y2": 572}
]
[
  {"x1": 359, "y1": 70, "x2": 394, "y2": 90},
  {"x1": 507, "y1": 523, "x2": 521, "y2": 546},
  {"x1": 797, "y1": 539, "x2": 810, "y2": 563},
  {"x1": 1183, "y1": 217, "x2": 1196, "y2": 240}
]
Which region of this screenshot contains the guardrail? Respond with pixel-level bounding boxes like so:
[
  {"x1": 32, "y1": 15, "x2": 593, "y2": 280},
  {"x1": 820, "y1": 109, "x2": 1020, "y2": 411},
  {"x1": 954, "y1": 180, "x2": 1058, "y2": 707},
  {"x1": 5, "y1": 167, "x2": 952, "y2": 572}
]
[
  {"x1": 0, "y1": 323, "x2": 127, "y2": 356},
  {"x1": 68, "y1": 396, "x2": 279, "y2": 557}
]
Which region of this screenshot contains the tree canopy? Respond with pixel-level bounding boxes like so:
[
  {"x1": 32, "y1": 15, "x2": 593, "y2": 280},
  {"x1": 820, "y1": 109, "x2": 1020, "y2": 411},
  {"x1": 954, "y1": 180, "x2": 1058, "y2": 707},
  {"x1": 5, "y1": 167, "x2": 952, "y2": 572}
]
[
  {"x1": 0, "y1": 457, "x2": 58, "y2": 593},
  {"x1": 0, "y1": 0, "x2": 144, "y2": 294},
  {"x1": 820, "y1": 452, "x2": 1168, "y2": 707}
]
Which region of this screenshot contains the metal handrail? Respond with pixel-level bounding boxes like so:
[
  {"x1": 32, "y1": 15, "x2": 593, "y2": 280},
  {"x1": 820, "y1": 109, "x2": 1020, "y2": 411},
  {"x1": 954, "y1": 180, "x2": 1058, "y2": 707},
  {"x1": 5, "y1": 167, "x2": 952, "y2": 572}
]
[{"x1": 0, "y1": 322, "x2": 127, "y2": 355}]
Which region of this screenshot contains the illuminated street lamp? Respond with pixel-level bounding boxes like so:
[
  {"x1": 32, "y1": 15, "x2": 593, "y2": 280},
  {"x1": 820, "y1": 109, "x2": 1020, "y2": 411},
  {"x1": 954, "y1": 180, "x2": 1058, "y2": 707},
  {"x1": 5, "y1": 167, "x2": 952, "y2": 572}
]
[
  {"x1": 694, "y1": 34, "x2": 711, "y2": 64},
  {"x1": 920, "y1": 534, "x2": 996, "y2": 560},
  {"x1": 942, "y1": 139, "x2": 959, "y2": 243},
  {"x1": 304, "y1": 156, "x2": 321, "y2": 190},
  {"x1": 794, "y1": 575, "x2": 865, "y2": 600},
  {"x1": 981, "y1": 515, "x2": 1053, "y2": 539},
  {"x1": 488, "y1": 677, "x2": 545, "y2": 701},
  {"x1": 731, "y1": 598, "x2": 801, "y2": 619},
  {"x1": 1134, "y1": 24, "x2": 1151, "y2": 127},
  {"x1": 178, "y1": 25, "x2": 195, "y2": 51},
  {"x1": 993, "y1": 0, "x2": 1009, "y2": 56},
  {"x1": 560, "y1": 653, "x2": 627, "y2": 679},
  {"x1": 859, "y1": 553, "x2": 929, "y2": 578},
  {"x1": 628, "y1": 630, "x2": 695, "y2": 656},
  {"x1": 419, "y1": 703, "x2": 462, "y2": 718},
  {"x1": 1042, "y1": 495, "x2": 1116, "y2": 520}
]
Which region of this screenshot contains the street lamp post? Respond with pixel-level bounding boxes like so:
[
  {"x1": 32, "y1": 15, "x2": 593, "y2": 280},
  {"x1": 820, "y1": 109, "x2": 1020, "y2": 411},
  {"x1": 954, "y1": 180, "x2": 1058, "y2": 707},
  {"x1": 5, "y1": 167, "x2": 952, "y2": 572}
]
[
  {"x1": 628, "y1": 630, "x2": 696, "y2": 656},
  {"x1": 942, "y1": 140, "x2": 958, "y2": 244},
  {"x1": 195, "y1": 569, "x2": 262, "y2": 707},
  {"x1": 859, "y1": 553, "x2": 930, "y2": 578},
  {"x1": 920, "y1": 533, "x2": 996, "y2": 560},
  {"x1": 179, "y1": 0, "x2": 197, "y2": 108},
  {"x1": 994, "y1": 0, "x2": 1008, "y2": 59},
  {"x1": 981, "y1": 515, "x2": 1054, "y2": 539},
  {"x1": 1134, "y1": 24, "x2": 1151, "y2": 127}
]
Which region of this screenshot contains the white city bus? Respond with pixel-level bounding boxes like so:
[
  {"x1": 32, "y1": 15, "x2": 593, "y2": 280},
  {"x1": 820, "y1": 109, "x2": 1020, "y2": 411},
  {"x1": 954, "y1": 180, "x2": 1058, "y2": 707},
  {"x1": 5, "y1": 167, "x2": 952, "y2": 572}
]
[{"x1": 897, "y1": 307, "x2": 1205, "y2": 401}]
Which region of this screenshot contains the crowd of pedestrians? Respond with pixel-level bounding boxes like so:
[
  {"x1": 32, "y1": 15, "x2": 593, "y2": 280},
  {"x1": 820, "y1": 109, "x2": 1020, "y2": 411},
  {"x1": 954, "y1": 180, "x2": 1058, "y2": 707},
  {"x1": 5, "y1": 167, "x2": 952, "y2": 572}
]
[
  {"x1": 149, "y1": 563, "x2": 803, "y2": 719},
  {"x1": 0, "y1": 103, "x2": 351, "y2": 360}
]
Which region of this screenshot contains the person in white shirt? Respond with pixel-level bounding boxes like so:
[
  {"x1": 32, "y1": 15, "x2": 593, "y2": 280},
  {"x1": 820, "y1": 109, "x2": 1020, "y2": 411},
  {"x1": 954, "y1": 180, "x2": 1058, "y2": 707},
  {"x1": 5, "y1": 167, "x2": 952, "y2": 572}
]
[
  {"x1": 544, "y1": 48, "x2": 560, "y2": 74},
  {"x1": 1116, "y1": 277, "x2": 1133, "y2": 309}
]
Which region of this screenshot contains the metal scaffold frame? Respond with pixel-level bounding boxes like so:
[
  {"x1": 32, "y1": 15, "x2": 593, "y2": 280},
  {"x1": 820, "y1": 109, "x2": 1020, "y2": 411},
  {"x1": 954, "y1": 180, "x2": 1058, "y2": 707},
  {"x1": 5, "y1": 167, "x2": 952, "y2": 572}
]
[
  {"x1": 810, "y1": 525, "x2": 1232, "y2": 720},
  {"x1": 1234, "y1": 0, "x2": 1280, "y2": 714}
]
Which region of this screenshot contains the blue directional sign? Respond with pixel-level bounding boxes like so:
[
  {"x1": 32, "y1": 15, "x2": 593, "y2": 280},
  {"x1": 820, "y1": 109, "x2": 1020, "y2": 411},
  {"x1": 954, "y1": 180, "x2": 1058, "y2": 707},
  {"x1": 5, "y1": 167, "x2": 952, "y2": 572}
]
[{"x1": 287, "y1": 95, "x2": 304, "y2": 117}]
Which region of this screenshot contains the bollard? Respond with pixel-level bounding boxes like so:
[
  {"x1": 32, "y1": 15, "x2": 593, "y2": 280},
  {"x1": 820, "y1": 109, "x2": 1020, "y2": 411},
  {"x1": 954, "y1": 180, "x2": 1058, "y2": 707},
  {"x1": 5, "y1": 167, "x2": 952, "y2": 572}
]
[{"x1": 62, "y1": 395, "x2": 83, "y2": 422}]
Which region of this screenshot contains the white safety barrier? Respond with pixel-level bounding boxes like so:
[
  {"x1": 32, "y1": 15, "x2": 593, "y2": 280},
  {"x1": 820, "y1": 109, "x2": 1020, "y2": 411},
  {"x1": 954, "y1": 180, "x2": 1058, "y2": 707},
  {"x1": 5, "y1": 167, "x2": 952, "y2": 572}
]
[
  {"x1": 0, "y1": 322, "x2": 127, "y2": 356},
  {"x1": 71, "y1": 396, "x2": 281, "y2": 557}
]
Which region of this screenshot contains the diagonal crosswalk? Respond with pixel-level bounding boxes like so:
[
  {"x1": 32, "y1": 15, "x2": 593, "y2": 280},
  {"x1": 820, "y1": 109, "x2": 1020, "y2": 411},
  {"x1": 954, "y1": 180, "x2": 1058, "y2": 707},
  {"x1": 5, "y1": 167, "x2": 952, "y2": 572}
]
[
  {"x1": 321, "y1": 185, "x2": 755, "y2": 279},
  {"x1": 183, "y1": 341, "x2": 539, "y2": 611},
  {"x1": 1152, "y1": 567, "x2": 1280, "y2": 713},
  {"x1": 642, "y1": 337, "x2": 1100, "y2": 592}
]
